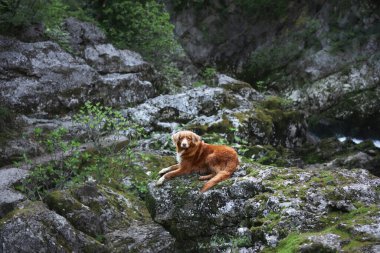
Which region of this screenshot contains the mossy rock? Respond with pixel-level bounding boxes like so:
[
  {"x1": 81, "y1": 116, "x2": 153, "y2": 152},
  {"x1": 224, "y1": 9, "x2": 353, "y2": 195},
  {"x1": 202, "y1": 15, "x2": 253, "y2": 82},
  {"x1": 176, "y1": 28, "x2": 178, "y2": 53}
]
[
  {"x1": 46, "y1": 183, "x2": 150, "y2": 239},
  {"x1": 236, "y1": 96, "x2": 306, "y2": 148},
  {"x1": 0, "y1": 200, "x2": 106, "y2": 252}
]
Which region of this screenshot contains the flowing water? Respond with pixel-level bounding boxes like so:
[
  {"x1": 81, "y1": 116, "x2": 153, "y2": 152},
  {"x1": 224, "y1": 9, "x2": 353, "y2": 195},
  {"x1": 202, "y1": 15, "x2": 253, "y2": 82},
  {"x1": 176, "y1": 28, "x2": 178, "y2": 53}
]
[{"x1": 337, "y1": 136, "x2": 380, "y2": 148}]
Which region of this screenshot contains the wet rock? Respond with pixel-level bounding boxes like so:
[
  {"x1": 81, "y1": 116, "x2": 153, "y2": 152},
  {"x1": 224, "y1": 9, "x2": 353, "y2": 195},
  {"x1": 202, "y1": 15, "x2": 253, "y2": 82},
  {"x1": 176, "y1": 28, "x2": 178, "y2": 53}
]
[{"x1": 0, "y1": 201, "x2": 105, "y2": 252}]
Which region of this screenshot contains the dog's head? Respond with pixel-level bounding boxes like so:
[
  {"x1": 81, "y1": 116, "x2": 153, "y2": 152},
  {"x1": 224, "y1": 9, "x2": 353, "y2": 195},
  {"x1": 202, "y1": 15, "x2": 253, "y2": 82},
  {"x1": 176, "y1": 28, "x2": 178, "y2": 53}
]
[{"x1": 172, "y1": 130, "x2": 201, "y2": 150}]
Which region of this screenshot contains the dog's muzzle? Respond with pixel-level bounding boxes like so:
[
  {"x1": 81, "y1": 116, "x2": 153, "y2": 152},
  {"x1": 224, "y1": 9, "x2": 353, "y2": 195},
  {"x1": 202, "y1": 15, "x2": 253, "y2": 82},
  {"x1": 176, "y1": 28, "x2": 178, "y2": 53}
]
[{"x1": 180, "y1": 140, "x2": 189, "y2": 148}]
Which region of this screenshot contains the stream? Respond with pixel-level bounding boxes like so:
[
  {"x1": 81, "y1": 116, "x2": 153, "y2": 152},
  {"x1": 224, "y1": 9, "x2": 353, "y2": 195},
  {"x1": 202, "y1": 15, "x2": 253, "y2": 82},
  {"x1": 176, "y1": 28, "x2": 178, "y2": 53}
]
[{"x1": 337, "y1": 136, "x2": 380, "y2": 148}]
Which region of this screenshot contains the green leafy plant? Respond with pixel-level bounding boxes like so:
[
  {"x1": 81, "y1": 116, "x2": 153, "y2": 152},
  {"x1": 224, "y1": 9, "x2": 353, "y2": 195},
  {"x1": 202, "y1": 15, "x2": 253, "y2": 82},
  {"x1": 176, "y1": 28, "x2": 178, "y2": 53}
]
[
  {"x1": 201, "y1": 67, "x2": 217, "y2": 86},
  {"x1": 19, "y1": 102, "x2": 143, "y2": 200},
  {"x1": 73, "y1": 101, "x2": 142, "y2": 150},
  {"x1": 0, "y1": 0, "x2": 46, "y2": 30},
  {"x1": 99, "y1": 0, "x2": 180, "y2": 65}
]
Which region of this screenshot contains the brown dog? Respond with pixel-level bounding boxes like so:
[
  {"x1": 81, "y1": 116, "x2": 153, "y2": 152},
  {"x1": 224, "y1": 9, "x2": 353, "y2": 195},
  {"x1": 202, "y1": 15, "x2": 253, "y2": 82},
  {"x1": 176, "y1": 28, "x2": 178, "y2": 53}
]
[{"x1": 156, "y1": 130, "x2": 239, "y2": 192}]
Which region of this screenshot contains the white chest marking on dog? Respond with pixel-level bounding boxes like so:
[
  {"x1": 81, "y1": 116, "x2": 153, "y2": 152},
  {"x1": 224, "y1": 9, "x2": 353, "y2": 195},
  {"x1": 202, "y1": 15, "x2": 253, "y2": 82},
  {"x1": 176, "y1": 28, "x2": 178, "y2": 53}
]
[{"x1": 176, "y1": 150, "x2": 184, "y2": 163}]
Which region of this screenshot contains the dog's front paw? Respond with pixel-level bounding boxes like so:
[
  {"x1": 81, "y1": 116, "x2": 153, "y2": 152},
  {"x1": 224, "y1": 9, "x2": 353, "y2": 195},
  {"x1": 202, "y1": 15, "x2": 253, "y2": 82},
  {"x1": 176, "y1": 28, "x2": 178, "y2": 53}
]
[
  {"x1": 156, "y1": 176, "x2": 166, "y2": 186},
  {"x1": 158, "y1": 167, "x2": 171, "y2": 176}
]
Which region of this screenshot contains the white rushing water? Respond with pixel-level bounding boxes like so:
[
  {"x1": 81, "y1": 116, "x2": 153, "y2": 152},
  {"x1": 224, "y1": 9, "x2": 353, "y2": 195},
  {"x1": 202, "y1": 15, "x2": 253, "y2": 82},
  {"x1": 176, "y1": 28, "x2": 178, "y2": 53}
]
[{"x1": 338, "y1": 136, "x2": 380, "y2": 148}]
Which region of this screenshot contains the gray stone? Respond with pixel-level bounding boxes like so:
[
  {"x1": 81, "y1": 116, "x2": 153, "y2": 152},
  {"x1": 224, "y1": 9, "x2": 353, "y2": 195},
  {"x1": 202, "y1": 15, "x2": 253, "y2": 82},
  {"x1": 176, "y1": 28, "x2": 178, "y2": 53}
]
[
  {"x1": 352, "y1": 216, "x2": 380, "y2": 240},
  {"x1": 99, "y1": 73, "x2": 157, "y2": 106},
  {"x1": 307, "y1": 233, "x2": 343, "y2": 251},
  {"x1": 299, "y1": 233, "x2": 343, "y2": 252},
  {"x1": 0, "y1": 34, "x2": 159, "y2": 115},
  {"x1": 217, "y1": 74, "x2": 251, "y2": 87},
  {"x1": 83, "y1": 44, "x2": 151, "y2": 74},
  {"x1": 0, "y1": 201, "x2": 105, "y2": 252},
  {"x1": 147, "y1": 165, "x2": 380, "y2": 251},
  {"x1": 0, "y1": 36, "x2": 99, "y2": 113},
  {"x1": 45, "y1": 183, "x2": 175, "y2": 252},
  {"x1": 63, "y1": 17, "x2": 106, "y2": 52},
  {"x1": 0, "y1": 168, "x2": 29, "y2": 188},
  {"x1": 0, "y1": 168, "x2": 29, "y2": 218},
  {"x1": 105, "y1": 223, "x2": 175, "y2": 253},
  {"x1": 126, "y1": 85, "x2": 306, "y2": 148}
]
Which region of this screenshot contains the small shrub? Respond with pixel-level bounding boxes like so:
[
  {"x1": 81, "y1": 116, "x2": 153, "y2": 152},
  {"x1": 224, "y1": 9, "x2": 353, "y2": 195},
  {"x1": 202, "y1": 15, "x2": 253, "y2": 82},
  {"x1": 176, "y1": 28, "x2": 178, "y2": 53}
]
[{"x1": 19, "y1": 102, "x2": 143, "y2": 200}]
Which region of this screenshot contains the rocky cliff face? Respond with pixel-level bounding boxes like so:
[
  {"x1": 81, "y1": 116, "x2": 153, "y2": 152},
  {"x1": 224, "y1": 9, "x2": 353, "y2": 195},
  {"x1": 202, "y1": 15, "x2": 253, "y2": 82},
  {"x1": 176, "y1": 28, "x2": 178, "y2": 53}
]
[
  {"x1": 165, "y1": 0, "x2": 380, "y2": 138},
  {"x1": 0, "y1": 18, "x2": 161, "y2": 166},
  {"x1": 0, "y1": 18, "x2": 160, "y2": 116}
]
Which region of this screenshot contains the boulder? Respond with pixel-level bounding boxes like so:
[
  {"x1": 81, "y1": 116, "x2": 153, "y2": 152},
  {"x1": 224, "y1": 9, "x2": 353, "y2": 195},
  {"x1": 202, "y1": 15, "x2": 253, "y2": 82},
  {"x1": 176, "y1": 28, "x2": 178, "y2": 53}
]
[
  {"x1": 0, "y1": 32, "x2": 159, "y2": 115},
  {"x1": 83, "y1": 44, "x2": 152, "y2": 74},
  {"x1": 0, "y1": 36, "x2": 99, "y2": 114},
  {"x1": 147, "y1": 164, "x2": 380, "y2": 251},
  {"x1": 0, "y1": 201, "x2": 105, "y2": 252},
  {"x1": 45, "y1": 183, "x2": 175, "y2": 252}
]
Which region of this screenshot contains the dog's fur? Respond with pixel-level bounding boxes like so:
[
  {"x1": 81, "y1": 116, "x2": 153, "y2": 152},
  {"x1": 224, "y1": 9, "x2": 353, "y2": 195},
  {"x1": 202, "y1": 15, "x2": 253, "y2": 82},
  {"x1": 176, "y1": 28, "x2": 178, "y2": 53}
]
[{"x1": 157, "y1": 130, "x2": 239, "y2": 192}]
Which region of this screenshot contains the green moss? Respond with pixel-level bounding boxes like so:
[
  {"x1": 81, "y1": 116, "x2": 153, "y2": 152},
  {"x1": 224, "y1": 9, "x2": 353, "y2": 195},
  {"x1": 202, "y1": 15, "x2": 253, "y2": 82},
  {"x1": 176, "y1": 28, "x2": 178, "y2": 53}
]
[
  {"x1": 264, "y1": 233, "x2": 306, "y2": 253},
  {"x1": 260, "y1": 96, "x2": 293, "y2": 110},
  {"x1": 221, "y1": 82, "x2": 252, "y2": 92},
  {"x1": 45, "y1": 190, "x2": 84, "y2": 214},
  {"x1": 254, "y1": 108, "x2": 274, "y2": 136}
]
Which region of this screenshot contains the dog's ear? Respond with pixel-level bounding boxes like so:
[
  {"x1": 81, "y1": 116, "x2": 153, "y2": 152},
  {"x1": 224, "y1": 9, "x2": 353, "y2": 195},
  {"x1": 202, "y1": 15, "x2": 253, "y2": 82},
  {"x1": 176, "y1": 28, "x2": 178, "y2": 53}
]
[
  {"x1": 191, "y1": 132, "x2": 201, "y2": 144},
  {"x1": 172, "y1": 132, "x2": 181, "y2": 145}
]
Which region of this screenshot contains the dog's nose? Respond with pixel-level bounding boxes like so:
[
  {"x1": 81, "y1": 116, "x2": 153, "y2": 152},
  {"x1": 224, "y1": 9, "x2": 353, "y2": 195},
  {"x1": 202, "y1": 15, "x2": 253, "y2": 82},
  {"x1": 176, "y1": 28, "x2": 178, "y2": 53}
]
[{"x1": 181, "y1": 140, "x2": 189, "y2": 148}]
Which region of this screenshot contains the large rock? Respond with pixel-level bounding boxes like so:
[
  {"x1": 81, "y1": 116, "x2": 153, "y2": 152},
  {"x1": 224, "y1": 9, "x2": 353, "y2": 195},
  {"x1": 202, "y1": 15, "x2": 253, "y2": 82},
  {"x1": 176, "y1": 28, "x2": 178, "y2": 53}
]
[
  {"x1": 45, "y1": 183, "x2": 175, "y2": 252},
  {"x1": 0, "y1": 36, "x2": 98, "y2": 114},
  {"x1": 0, "y1": 28, "x2": 159, "y2": 115},
  {"x1": 147, "y1": 164, "x2": 380, "y2": 252},
  {"x1": 0, "y1": 201, "x2": 105, "y2": 252},
  {"x1": 126, "y1": 85, "x2": 307, "y2": 148},
  {"x1": 83, "y1": 44, "x2": 152, "y2": 74}
]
